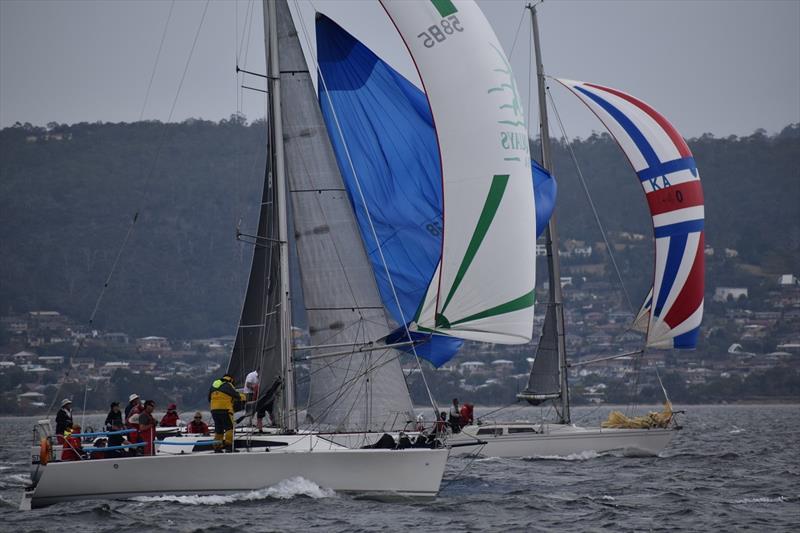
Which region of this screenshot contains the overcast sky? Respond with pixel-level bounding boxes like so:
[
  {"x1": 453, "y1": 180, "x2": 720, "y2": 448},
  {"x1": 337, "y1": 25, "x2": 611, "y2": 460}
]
[{"x1": 1, "y1": 0, "x2": 798, "y2": 138}]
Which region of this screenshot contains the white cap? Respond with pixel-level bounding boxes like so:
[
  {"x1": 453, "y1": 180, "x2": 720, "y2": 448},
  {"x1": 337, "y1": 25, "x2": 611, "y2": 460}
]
[
  {"x1": 61, "y1": 398, "x2": 72, "y2": 407},
  {"x1": 129, "y1": 393, "x2": 139, "y2": 402}
]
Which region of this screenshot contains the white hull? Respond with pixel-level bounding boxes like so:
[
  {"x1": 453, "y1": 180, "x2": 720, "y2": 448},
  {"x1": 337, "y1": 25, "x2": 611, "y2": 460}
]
[
  {"x1": 449, "y1": 423, "x2": 675, "y2": 458},
  {"x1": 24, "y1": 447, "x2": 448, "y2": 509}
]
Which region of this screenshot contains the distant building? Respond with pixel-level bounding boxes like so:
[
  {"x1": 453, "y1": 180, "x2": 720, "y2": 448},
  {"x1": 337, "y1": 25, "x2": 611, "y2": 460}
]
[
  {"x1": 724, "y1": 248, "x2": 739, "y2": 258},
  {"x1": 137, "y1": 336, "x2": 170, "y2": 352},
  {"x1": 102, "y1": 332, "x2": 130, "y2": 344},
  {"x1": 713, "y1": 287, "x2": 748, "y2": 302},
  {"x1": 459, "y1": 361, "x2": 486, "y2": 374},
  {"x1": 778, "y1": 274, "x2": 798, "y2": 286}
]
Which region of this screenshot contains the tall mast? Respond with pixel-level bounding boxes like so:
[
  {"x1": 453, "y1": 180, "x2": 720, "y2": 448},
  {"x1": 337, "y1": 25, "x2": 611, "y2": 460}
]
[
  {"x1": 263, "y1": 0, "x2": 296, "y2": 430},
  {"x1": 529, "y1": 3, "x2": 570, "y2": 424}
]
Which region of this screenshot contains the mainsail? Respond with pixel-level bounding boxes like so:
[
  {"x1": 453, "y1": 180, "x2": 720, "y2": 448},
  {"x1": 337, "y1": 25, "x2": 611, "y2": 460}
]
[
  {"x1": 275, "y1": 0, "x2": 415, "y2": 431},
  {"x1": 381, "y1": 0, "x2": 537, "y2": 345},
  {"x1": 557, "y1": 79, "x2": 705, "y2": 349},
  {"x1": 316, "y1": 14, "x2": 554, "y2": 366},
  {"x1": 227, "y1": 0, "x2": 415, "y2": 432}
]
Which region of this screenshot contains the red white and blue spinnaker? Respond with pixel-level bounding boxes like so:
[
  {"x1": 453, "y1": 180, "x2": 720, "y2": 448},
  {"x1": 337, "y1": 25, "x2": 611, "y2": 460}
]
[{"x1": 557, "y1": 79, "x2": 704, "y2": 349}]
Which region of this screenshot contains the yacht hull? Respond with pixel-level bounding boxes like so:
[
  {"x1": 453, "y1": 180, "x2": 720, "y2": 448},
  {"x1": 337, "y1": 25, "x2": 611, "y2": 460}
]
[
  {"x1": 24, "y1": 447, "x2": 448, "y2": 509},
  {"x1": 449, "y1": 423, "x2": 674, "y2": 458}
]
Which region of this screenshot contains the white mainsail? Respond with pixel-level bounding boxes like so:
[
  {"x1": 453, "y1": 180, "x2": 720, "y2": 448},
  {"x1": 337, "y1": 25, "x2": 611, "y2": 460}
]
[{"x1": 380, "y1": 0, "x2": 536, "y2": 345}]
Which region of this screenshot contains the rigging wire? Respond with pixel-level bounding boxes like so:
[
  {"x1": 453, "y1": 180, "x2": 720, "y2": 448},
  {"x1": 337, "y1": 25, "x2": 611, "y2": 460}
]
[
  {"x1": 45, "y1": 1, "x2": 210, "y2": 413},
  {"x1": 291, "y1": 0, "x2": 439, "y2": 418},
  {"x1": 138, "y1": 0, "x2": 176, "y2": 121}
]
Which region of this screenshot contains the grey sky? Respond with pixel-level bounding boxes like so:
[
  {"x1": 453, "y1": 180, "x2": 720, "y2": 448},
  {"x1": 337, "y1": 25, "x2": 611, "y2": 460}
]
[{"x1": 1, "y1": 0, "x2": 798, "y2": 139}]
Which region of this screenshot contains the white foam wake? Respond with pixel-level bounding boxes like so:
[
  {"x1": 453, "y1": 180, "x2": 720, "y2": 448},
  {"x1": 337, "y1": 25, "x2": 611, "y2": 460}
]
[
  {"x1": 731, "y1": 496, "x2": 787, "y2": 504},
  {"x1": 525, "y1": 450, "x2": 602, "y2": 461},
  {"x1": 131, "y1": 476, "x2": 335, "y2": 505}
]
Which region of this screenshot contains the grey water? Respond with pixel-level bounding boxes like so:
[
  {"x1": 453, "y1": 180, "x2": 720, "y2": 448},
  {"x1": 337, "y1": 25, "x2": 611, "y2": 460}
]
[{"x1": 1, "y1": 404, "x2": 798, "y2": 532}]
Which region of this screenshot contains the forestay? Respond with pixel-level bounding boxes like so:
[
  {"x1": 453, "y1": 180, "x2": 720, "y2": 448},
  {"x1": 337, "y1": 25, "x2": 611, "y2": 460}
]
[
  {"x1": 557, "y1": 79, "x2": 704, "y2": 349},
  {"x1": 380, "y1": 0, "x2": 537, "y2": 345}
]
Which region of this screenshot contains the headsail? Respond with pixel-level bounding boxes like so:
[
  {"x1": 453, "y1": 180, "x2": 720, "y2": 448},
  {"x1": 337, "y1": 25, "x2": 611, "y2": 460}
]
[
  {"x1": 315, "y1": 14, "x2": 556, "y2": 367},
  {"x1": 557, "y1": 79, "x2": 704, "y2": 349},
  {"x1": 381, "y1": 0, "x2": 537, "y2": 345}
]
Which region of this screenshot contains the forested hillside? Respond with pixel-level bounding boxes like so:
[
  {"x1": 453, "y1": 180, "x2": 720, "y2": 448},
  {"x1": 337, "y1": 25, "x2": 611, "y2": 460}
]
[{"x1": 1, "y1": 120, "x2": 798, "y2": 338}]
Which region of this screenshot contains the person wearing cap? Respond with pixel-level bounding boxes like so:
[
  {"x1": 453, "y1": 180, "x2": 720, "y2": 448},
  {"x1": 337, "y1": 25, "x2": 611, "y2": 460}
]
[
  {"x1": 125, "y1": 393, "x2": 143, "y2": 444},
  {"x1": 55, "y1": 398, "x2": 73, "y2": 444},
  {"x1": 208, "y1": 373, "x2": 245, "y2": 452},
  {"x1": 187, "y1": 412, "x2": 210, "y2": 435},
  {"x1": 105, "y1": 401, "x2": 123, "y2": 431},
  {"x1": 159, "y1": 403, "x2": 181, "y2": 427},
  {"x1": 90, "y1": 437, "x2": 108, "y2": 460},
  {"x1": 138, "y1": 400, "x2": 157, "y2": 456},
  {"x1": 61, "y1": 423, "x2": 83, "y2": 461},
  {"x1": 124, "y1": 393, "x2": 141, "y2": 421}
]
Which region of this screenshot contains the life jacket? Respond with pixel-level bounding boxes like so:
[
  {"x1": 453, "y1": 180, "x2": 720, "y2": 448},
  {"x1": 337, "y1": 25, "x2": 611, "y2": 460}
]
[
  {"x1": 61, "y1": 431, "x2": 82, "y2": 461},
  {"x1": 209, "y1": 378, "x2": 243, "y2": 412},
  {"x1": 187, "y1": 420, "x2": 209, "y2": 434},
  {"x1": 460, "y1": 404, "x2": 474, "y2": 425},
  {"x1": 159, "y1": 412, "x2": 180, "y2": 427}
]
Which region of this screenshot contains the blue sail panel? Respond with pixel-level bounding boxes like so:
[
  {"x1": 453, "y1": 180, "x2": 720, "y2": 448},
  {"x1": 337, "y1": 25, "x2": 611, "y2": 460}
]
[{"x1": 316, "y1": 15, "x2": 555, "y2": 367}]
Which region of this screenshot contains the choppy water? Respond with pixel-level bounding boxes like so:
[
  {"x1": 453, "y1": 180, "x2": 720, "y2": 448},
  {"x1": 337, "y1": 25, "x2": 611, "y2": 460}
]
[{"x1": 1, "y1": 404, "x2": 798, "y2": 531}]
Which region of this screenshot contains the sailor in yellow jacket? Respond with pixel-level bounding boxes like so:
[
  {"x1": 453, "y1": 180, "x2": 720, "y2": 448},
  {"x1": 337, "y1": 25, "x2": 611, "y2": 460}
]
[{"x1": 208, "y1": 374, "x2": 245, "y2": 452}]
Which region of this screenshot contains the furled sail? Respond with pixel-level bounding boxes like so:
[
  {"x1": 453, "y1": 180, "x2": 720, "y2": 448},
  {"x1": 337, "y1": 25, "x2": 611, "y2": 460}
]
[
  {"x1": 316, "y1": 12, "x2": 556, "y2": 367},
  {"x1": 273, "y1": 0, "x2": 413, "y2": 431},
  {"x1": 226, "y1": 162, "x2": 283, "y2": 399},
  {"x1": 380, "y1": 0, "x2": 537, "y2": 345},
  {"x1": 557, "y1": 79, "x2": 704, "y2": 349}
]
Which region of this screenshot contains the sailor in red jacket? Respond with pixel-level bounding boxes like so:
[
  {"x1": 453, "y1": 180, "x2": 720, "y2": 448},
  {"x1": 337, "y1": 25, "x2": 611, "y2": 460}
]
[
  {"x1": 159, "y1": 403, "x2": 181, "y2": 427},
  {"x1": 186, "y1": 412, "x2": 210, "y2": 435},
  {"x1": 60, "y1": 424, "x2": 84, "y2": 461}
]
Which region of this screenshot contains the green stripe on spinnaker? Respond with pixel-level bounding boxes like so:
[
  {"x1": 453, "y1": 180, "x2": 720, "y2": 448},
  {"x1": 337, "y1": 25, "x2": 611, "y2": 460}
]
[
  {"x1": 430, "y1": 0, "x2": 458, "y2": 17},
  {"x1": 450, "y1": 290, "x2": 535, "y2": 327},
  {"x1": 441, "y1": 174, "x2": 509, "y2": 314}
]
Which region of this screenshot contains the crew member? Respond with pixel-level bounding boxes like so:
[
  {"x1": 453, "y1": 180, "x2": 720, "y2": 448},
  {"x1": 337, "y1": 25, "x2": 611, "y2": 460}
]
[
  {"x1": 209, "y1": 374, "x2": 245, "y2": 452},
  {"x1": 253, "y1": 376, "x2": 282, "y2": 431},
  {"x1": 187, "y1": 412, "x2": 210, "y2": 435},
  {"x1": 449, "y1": 398, "x2": 462, "y2": 433},
  {"x1": 125, "y1": 393, "x2": 142, "y2": 443},
  {"x1": 459, "y1": 402, "x2": 474, "y2": 427},
  {"x1": 55, "y1": 399, "x2": 73, "y2": 445},
  {"x1": 104, "y1": 401, "x2": 122, "y2": 431},
  {"x1": 61, "y1": 423, "x2": 83, "y2": 461},
  {"x1": 159, "y1": 403, "x2": 181, "y2": 427},
  {"x1": 138, "y1": 400, "x2": 157, "y2": 456},
  {"x1": 124, "y1": 393, "x2": 141, "y2": 420}
]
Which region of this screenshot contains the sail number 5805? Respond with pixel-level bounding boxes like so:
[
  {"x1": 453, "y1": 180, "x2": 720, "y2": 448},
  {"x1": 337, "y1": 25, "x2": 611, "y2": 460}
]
[{"x1": 417, "y1": 16, "x2": 463, "y2": 48}]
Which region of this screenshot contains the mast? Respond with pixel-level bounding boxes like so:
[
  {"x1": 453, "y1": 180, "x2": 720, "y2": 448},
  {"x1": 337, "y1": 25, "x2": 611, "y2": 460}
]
[
  {"x1": 529, "y1": 3, "x2": 570, "y2": 424},
  {"x1": 263, "y1": 0, "x2": 296, "y2": 430}
]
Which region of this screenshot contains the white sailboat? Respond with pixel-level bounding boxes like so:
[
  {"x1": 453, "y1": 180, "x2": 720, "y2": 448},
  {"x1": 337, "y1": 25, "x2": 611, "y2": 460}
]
[
  {"x1": 23, "y1": 0, "x2": 538, "y2": 507},
  {"x1": 450, "y1": 3, "x2": 704, "y2": 458}
]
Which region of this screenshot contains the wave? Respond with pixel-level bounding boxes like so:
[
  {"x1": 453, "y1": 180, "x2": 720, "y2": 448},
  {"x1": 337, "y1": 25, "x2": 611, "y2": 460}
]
[
  {"x1": 730, "y1": 496, "x2": 788, "y2": 504},
  {"x1": 2, "y1": 473, "x2": 31, "y2": 487},
  {"x1": 130, "y1": 477, "x2": 335, "y2": 505},
  {"x1": 729, "y1": 426, "x2": 745, "y2": 434},
  {"x1": 522, "y1": 450, "x2": 603, "y2": 462}
]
